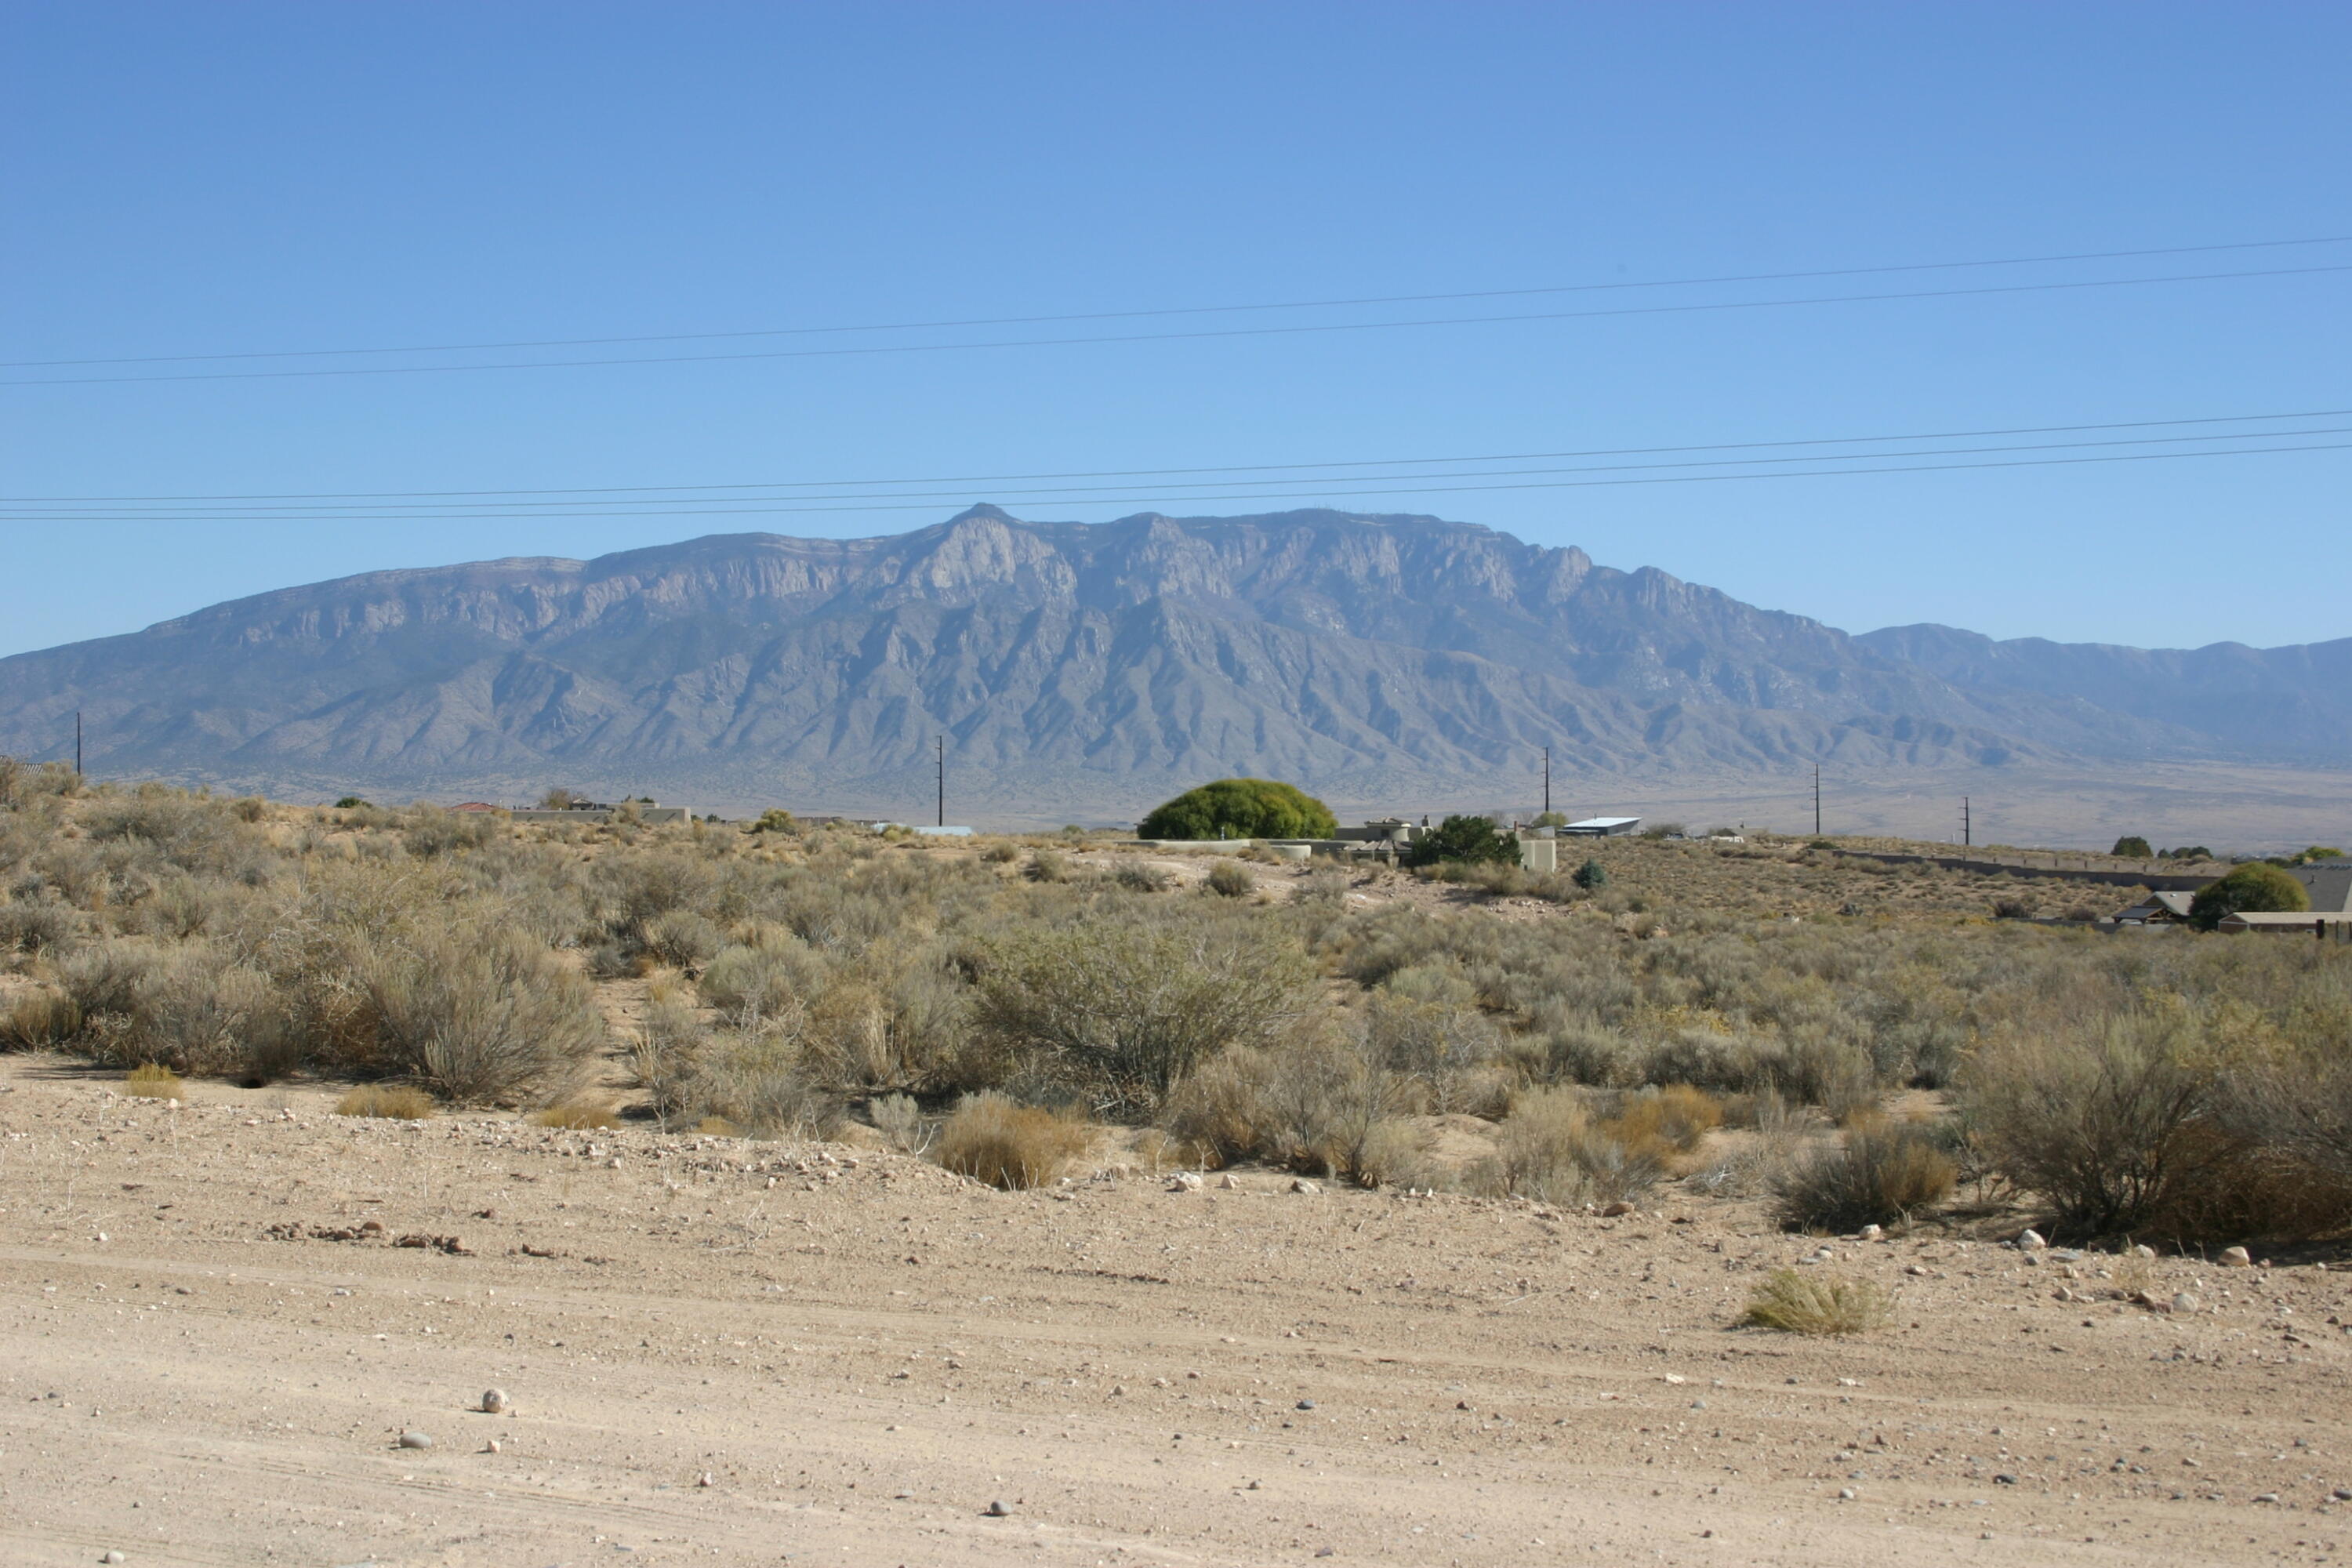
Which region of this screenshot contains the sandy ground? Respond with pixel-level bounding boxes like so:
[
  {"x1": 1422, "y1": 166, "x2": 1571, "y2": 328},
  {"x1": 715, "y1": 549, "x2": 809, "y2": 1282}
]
[{"x1": 5, "y1": 1058, "x2": 2350, "y2": 1568}]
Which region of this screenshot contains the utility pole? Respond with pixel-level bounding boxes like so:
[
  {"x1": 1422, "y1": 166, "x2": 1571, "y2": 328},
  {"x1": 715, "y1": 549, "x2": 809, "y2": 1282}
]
[
  {"x1": 1962, "y1": 797, "x2": 1972, "y2": 848},
  {"x1": 1542, "y1": 745, "x2": 1551, "y2": 818},
  {"x1": 74, "y1": 711, "x2": 82, "y2": 778},
  {"x1": 935, "y1": 735, "x2": 945, "y2": 828},
  {"x1": 1813, "y1": 764, "x2": 1821, "y2": 837}
]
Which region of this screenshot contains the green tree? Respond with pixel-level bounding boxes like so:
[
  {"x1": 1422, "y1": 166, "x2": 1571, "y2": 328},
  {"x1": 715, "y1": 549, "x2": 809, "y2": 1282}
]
[
  {"x1": 2110, "y1": 835, "x2": 2153, "y2": 859},
  {"x1": 1573, "y1": 857, "x2": 1609, "y2": 891},
  {"x1": 1531, "y1": 811, "x2": 1568, "y2": 829},
  {"x1": 2188, "y1": 862, "x2": 2310, "y2": 930},
  {"x1": 1136, "y1": 779, "x2": 1337, "y2": 841},
  {"x1": 1403, "y1": 815, "x2": 1519, "y2": 868}
]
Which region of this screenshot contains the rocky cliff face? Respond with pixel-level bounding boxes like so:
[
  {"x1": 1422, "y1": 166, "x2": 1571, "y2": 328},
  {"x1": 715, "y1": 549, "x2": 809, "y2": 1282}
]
[{"x1": 0, "y1": 506, "x2": 2315, "y2": 816}]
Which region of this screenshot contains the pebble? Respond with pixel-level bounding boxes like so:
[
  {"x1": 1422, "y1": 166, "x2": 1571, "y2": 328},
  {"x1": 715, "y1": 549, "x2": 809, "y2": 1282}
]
[
  {"x1": 481, "y1": 1388, "x2": 510, "y2": 1414},
  {"x1": 1599, "y1": 1200, "x2": 1635, "y2": 1218},
  {"x1": 2172, "y1": 1291, "x2": 2202, "y2": 1314},
  {"x1": 1218, "y1": 1173, "x2": 1241, "y2": 1190},
  {"x1": 397, "y1": 1430, "x2": 434, "y2": 1449},
  {"x1": 2220, "y1": 1246, "x2": 2252, "y2": 1268},
  {"x1": 1290, "y1": 1178, "x2": 1321, "y2": 1196},
  {"x1": 984, "y1": 1499, "x2": 1013, "y2": 1517},
  {"x1": 2132, "y1": 1243, "x2": 2157, "y2": 1258},
  {"x1": 1296, "y1": 1399, "x2": 1316, "y2": 1410},
  {"x1": 696, "y1": 1472, "x2": 714, "y2": 1488},
  {"x1": 2254, "y1": 1491, "x2": 2280, "y2": 1504},
  {"x1": 1169, "y1": 1172, "x2": 1203, "y2": 1193},
  {"x1": 102, "y1": 1554, "x2": 125, "y2": 1565},
  {"x1": 2016, "y1": 1229, "x2": 2047, "y2": 1251},
  {"x1": 2332, "y1": 1487, "x2": 2352, "y2": 1501},
  {"x1": 482, "y1": 1439, "x2": 502, "y2": 1454},
  {"x1": 1838, "y1": 1487, "x2": 1857, "y2": 1501},
  {"x1": 1857, "y1": 1225, "x2": 1882, "y2": 1241}
]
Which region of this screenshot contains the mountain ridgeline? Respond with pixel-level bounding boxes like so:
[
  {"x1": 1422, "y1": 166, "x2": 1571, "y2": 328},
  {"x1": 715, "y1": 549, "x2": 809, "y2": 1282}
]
[{"x1": 0, "y1": 506, "x2": 2341, "y2": 817}]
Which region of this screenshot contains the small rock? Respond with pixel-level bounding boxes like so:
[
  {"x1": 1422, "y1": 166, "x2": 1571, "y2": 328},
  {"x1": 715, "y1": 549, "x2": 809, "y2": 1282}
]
[
  {"x1": 1295, "y1": 1399, "x2": 1316, "y2": 1410},
  {"x1": 1218, "y1": 1172, "x2": 1241, "y2": 1190},
  {"x1": 1169, "y1": 1171, "x2": 1203, "y2": 1192},
  {"x1": 984, "y1": 1499, "x2": 1013, "y2": 1517},
  {"x1": 481, "y1": 1388, "x2": 510, "y2": 1414},
  {"x1": 1858, "y1": 1225, "x2": 1883, "y2": 1242},
  {"x1": 1290, "y1": 1178, "x2": 1321, "y2": 1196},
  {"x1": 606, "y1": 1157, "x2": 622, "y2": 1170},
  {"x1": 696, "y1": 1472, "x2": 714, "y2": 1488},
  {"x1": 2016, "y1": 1229, "x2": 2047, "y2": 1251},
  {"x1": 1838, "y1": 1487, "x2": 1857, "y2": 1501},
  {"x1": 1906, "y1": 1264, "x2": 1929, "y2": 1276},
  {"x1": 102, "y1": 1554, "x2": 125, "y2": 1565},
  {"x1": 1599, "y1": 1200, "x2": 1635, "y2": 1218},
  {"x1": 482, "y1": 1438, "x2": 501, "y2": 1454},
  {"x1": 2253, "y1": 1491, "x2": 2280, "y2": 1504},
  {"x1": 397, "y1": 1430, "x2": 434, "y2": 1449},
  {"x1": 2172, "y1": 1291, "x2": 2202, "y2": 1314},
  {"x1": 2220, "y1": 1246, "x2": 2252, "y2": 1268},
  {"x1": 1994, "y1": 1472, "x2": 2017, "y2": 1486},
  {"x1": 2332, "y1": 1486, "x2": 2352, "y2": 1501},
  {"x1": 2132, "y1": 1243, "x2": 2157, "y2": 1258}
]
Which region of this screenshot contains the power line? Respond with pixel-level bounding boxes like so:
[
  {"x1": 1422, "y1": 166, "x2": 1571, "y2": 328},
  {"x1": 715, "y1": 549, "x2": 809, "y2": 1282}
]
[
  {"x1": 13, "y1": 422, "x2": 2349, "y2": 518},
  {"x1": 5, "y1": 437, "x2": 2342, "y2": 523},
  {"x1": 7, "y1": 262, "x2": 2348, "y2": 389},
  {"x1": 9, "y1": 405, "x2": 2346, "y2": 504},
  {"x1": 10, "y1": 233, "x2": 2346, "y2": 371}
]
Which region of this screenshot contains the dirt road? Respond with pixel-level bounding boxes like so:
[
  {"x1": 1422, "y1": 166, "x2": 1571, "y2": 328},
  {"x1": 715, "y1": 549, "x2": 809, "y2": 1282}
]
[{"x1": 4, "y1": 1060, "x2": 2347, "y2": 1566}]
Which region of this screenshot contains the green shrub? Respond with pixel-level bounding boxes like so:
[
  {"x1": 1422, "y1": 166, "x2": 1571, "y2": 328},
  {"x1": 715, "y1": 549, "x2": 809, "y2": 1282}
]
[
  {"x1": 1572, "y1": 858, "x2": 1608, "y2": 891},
  {"x1": 1137, "y1": 779, "x2": 1336, "y2": 842},
  {"x1": 1403, "y1": 815, "x2": 1518, "y2": 869},
  {"x1": 2189, "y1": 862, "x2": 2310, "y2": 928},
  {"x1": 2111, "y1": 835, "x2": 2153, "y2": 859},
  {"x1": 1113, "y1": 859, "x2": 1174, "y2": 893}
]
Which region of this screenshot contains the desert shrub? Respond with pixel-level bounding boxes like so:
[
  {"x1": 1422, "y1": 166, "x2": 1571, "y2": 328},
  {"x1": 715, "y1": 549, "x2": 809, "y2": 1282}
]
[
  {"x1": 1403, "y1": 815, "x2": 1518, "y2": 869},
  {"x1": 974, "y1": 915, "x2": 1309, "y2": 1114},
  {"x1": 0, "y1": 897, "x2": 82, "y2": 955},
  {"x1": 1204, "y1": 859, "x2": 1254, "y2": 898},
  {"x1": 1613, "y1": 1083, "x2": 1724, "y2": 1154},
  {"x1": 1961, "y1": 1008, "x2": 2227, "y2": 1238},
  {"x1": 399, "y1": 807, "x2": 497, "y2": 858},
  {"x1": 530, "y1": 1098, "x2": 621, "y2": 1130},
  {"x1": 0, "y1": 986, "x2": 82, "y2": 1049},
  {"x1": 1112, "y1": 859, "x2": 1174, "y2": 893},
  {"x1": 980, "y1": 840, "x2": 1020, "y2": 864},
  {"x1": 1741, "y1": 1269, "x2": 1889, "y2": 1334},
  {"x1": 58, "y1": 942, "x2": 170, "y2": 1021},
  {"x1": 1137, "y1": 779, "x2": 1336, "y2": 842},
  {"x1": 2111, "y1": 835, "x2": 2153, "y2": 859},
  {"x1": 934, "y1": 1091, "x2": 1092, "y2": 1189},
  {"x1": 641, "y1": 908, "x2": 724, "y2": 969},
  {"x1": 2189, "y1": 862, "x2": 2310, "y2": 929},
  {"x1": 123, "y1": 1062, "x2": 184, "y2": 1098},
  {"x1": 335, "y1": 1083, "x2": 436, "y2": 1120},
  {"x1": 1479, "y1": 1087, "x2": 1666, "y2": 1205},
  {"x1": 699, "y1": 939, "x2": 823, "y2": 1022},
  {"x1": 362, "y1": 928, "x2": 607, "y2": 1103},
  {"x1": 869, "y1": 1091, "x2": 931, "y2": 1153},
  {"x1": 1362, "y1": 993, "x2": 1508, "y2": 1115},
  {"x1": 120, "y1": 947, "x2": 287, "y2": 1078},
  {"x1": 1773, "y1": 1123, "x2": 1956, "y2": 1232},
  {"x1": 1025, "y1": 848, "x2": 1070, "y2": 883},
  {"x1": 1572, "y1": 858, "x2": 1608, "y2": 891}
]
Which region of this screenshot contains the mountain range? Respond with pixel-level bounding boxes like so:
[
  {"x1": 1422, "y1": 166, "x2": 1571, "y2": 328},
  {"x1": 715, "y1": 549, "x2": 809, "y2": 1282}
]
[{"x1": 1, "y1": 506, "x2": 2344, "y2": 822}]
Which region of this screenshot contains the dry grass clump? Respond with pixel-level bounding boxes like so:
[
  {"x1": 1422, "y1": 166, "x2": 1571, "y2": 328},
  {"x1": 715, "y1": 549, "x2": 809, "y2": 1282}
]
[
  {"x1": 934, "y1": 1092, "x2": 1092, "y2": 1189},
  {"x1": 1773, "y1": 1123, "x2": 1956, "y2": 1232},
  {"x1": 1161, "y1": 1036, "x2": 1396, "y2": 1178},
  {"x1": 1, "y1": 986, "x2": 82, "y2": 1049},
  {"x1": 122, "y1": 1062, "x2": 184, "y2": 1098},
  {"x1": 529, "y1": 1098, "x2": 622, "y2": 1130},
  {"x1": 1740, "y1": 1268, "x2": 1891, "y2": 1334},
  {"x1": 335, "y1": 1083, "x2": 437, "y2": 1119}
]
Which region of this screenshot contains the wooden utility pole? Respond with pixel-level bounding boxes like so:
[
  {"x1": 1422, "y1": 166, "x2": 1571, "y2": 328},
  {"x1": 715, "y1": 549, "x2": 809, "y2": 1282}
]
[
  {"x1": 74, "y1": 711, "x2": 82, "y2": 778},
  {"x1": 1962, "y1": 797, "x2": 1972, "y2": 848},
  {"x1": 1813, "y1": 764, "x2": 1821, "y2": 837},
  {"x1": 1542, "y1": 745, "x2": 1551, "y2": 818},
  {"x1": 935, "y1": 735, "x2": 945, "y2": 828}
]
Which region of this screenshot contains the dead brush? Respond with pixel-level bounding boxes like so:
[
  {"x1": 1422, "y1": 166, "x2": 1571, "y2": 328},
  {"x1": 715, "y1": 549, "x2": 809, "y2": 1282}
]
[
  {"x1": 335, "y1": 1083, "x2": 437, "y2": 1120},
  {"x1": 1773, "y1": 1123, "x2": 1956, "y2": 1232},
  {"x1": 1740, "y1": 1268, "x2": 1891, "y2": 1334},
  {"x1": 934, "y1": 1091, "x2": 1091, "y2": 1189},
  {"x1": 122, "y1": 1062, "x2": 184, "y2": 1099}
]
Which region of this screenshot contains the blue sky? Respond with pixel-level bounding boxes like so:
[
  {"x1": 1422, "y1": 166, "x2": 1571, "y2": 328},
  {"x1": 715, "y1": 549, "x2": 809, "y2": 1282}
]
[{"x1": 3, "y1": 2, "x2": 2347, "y2": 658}]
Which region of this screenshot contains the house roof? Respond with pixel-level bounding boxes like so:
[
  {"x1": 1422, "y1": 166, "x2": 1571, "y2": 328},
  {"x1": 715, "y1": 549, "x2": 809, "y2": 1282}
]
[{"x1": 2287, "y1": 862, "x2": 2352, "y2": 913}]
